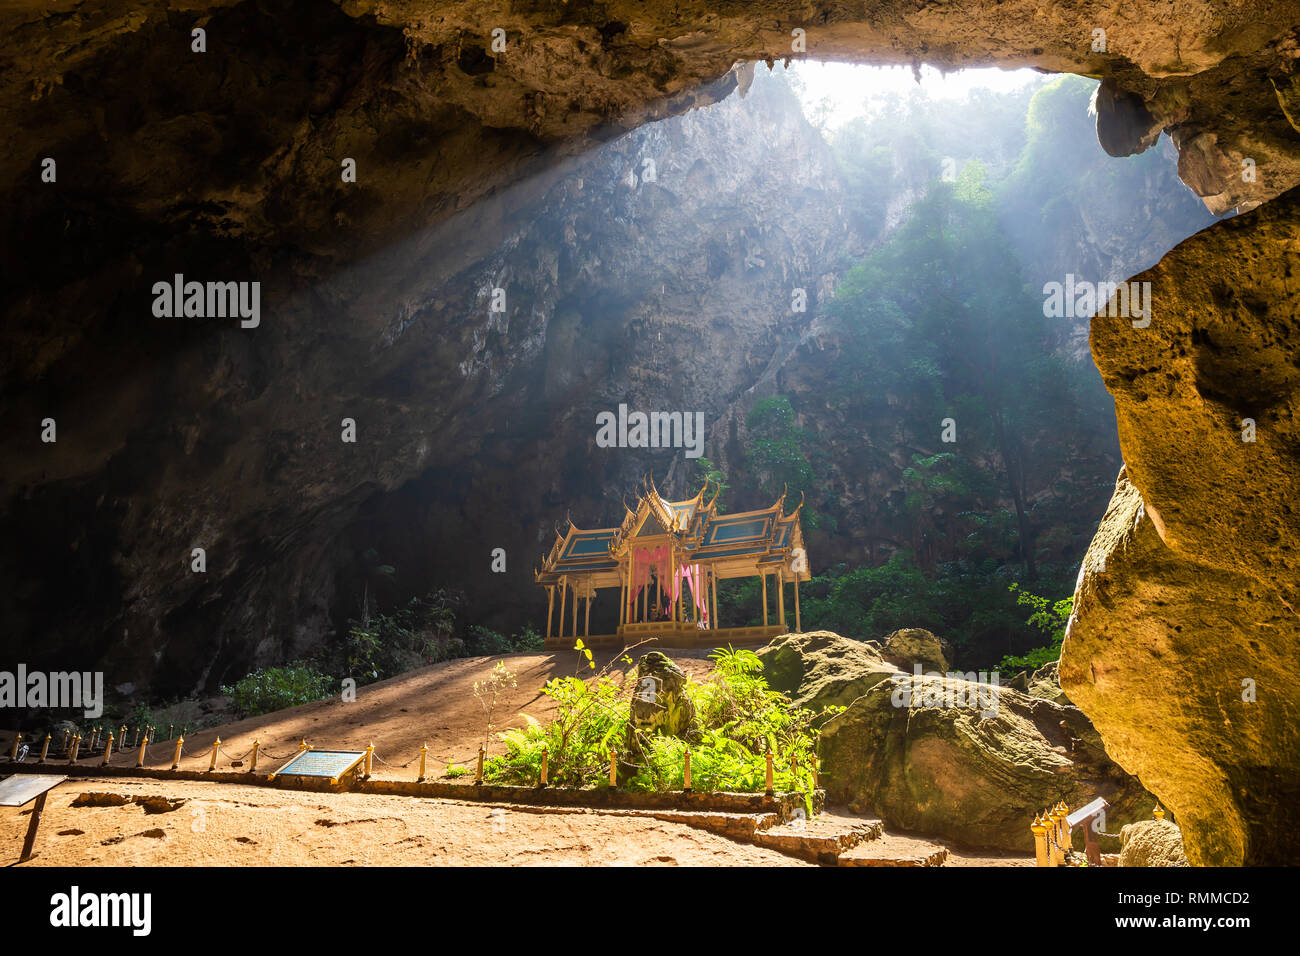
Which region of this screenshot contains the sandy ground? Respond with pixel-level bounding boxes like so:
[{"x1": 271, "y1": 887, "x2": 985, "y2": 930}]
[
  {"x1": 1, "y1": 649, "x2": 1032, "y2": 866},
  {"x1": 113, "y1": 649, "x2": 718, "y2": 779},
  {"x1": 0, "y1": 777, "x2": 808, "y2": 867}
]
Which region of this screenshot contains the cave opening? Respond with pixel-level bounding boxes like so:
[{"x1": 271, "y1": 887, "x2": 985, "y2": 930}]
[{"x1": 329, "y1": 61, "x2": 1218, "y2": 686}]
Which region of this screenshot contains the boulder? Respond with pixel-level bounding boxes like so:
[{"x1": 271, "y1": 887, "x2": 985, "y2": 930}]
[
  {"x1": 758, "y1": 631, "x2": 899, "y2": 711},
  {"x1": 881, "y1": 628, "x2": 952, "y2": 673},
  {"x1": 819, "y1": 672, "x2": 1154, "y2": 852},
  {"x1": 628, "y1": 651, "x2": 694, "y2": 738},
  {"x1": 1027, "y1": 661, "x2": 1071, "y2": 705},
  {"x1": 1119, "y1": 820, "x2": 1189, "y2": 867}
]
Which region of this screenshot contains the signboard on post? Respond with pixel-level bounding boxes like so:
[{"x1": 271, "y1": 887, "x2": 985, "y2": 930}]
[
  {"x1": 269, "y1": 751, "x2": 366, "y2": 784},
  {"x1": 1, "y1": 773, "x2": 67, "y2": 863}
]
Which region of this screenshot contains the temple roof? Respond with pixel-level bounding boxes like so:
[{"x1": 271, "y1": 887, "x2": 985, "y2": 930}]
[{"x1": 536, "y1": 478, "x2": 807, "y2": 586}]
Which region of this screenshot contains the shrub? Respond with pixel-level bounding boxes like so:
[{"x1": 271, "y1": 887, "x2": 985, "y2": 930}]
[
  {"x1": 221, "y1": 661, "x2": 335, "y2": 718},
  {"x1": 485, "y1": 645, "x2": 832, "y2": 812}
]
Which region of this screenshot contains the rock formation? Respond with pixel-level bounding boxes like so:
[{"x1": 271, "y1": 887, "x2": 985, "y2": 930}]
[
  {"x1": 758, "y1": 631, "x2": 898, "y2": 711},
  {"x1": 1062, "y1": 189, "x2": 1300, "y2": 866},
  {"x1": 1119, "y1": 819, "x2": 1189, "y2": 867},
  {"x1": 818, "y1": 671, "x2": 1154, "y2": 852}
]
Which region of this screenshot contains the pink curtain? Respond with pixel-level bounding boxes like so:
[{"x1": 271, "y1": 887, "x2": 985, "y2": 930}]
[
  {"x1": 679, "y1": 563, "x2": 708, "y2": 626},
  {"x1": 628, "y1": 546, "x2": 671, "y2": 616}
]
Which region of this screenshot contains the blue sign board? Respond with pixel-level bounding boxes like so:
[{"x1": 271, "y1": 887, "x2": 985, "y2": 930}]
[{"x1": 270, "y1": 750, "x2": 365, "y2": 782}]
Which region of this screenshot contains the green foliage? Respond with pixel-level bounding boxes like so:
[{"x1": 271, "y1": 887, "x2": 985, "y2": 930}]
[
  {"x1": 695, "y1": 457, "x2": 730, "y2": 513},
  {"x1": 485, "y1": 646, "x2": 830, "y2": 809},
  {"x1": 997, "y1": 584, "x2": 1073, "y2": 671},
  {"x1": 220, "y1": 661, "x2": 334, "y2": 718},
  {"x1": 799, "y1": 553, "x2": 1078, "y2": 668},
  {"x1": 344, "y1": 588, "x2": 462, "y2": 682}
]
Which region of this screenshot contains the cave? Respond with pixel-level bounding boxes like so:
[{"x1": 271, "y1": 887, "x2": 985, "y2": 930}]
[{"x1": 2, "y1": 0, "x2": 1299, "y2": 869}]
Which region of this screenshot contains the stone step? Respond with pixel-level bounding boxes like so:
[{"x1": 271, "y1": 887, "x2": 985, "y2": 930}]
[
  {"x1": 752, "y1": 811, "x2": 885, "y2": 865},
  {"x1": 838, "y1": 831, "x2": 949, "y2": 867}
]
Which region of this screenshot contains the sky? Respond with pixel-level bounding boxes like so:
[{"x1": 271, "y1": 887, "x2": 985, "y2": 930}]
[{"x1": 787, "y1": 61, "x2": 1051, "y2": 130}]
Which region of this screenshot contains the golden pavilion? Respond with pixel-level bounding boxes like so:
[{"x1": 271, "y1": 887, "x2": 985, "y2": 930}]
[{"x1": 535, "y1": 478, "x2": 810, "y2": 650}]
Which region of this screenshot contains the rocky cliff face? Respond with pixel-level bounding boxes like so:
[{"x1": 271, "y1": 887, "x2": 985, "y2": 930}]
[
  {"x1": 0, "y1": 63, "x2": 858, "y2": 696},
  {"x1": 1062, "y1": 190, "x2": 1300, "y2": 866},
  {"x1": 3, "y1": 0, "x2": 1300, "y2": 865}
]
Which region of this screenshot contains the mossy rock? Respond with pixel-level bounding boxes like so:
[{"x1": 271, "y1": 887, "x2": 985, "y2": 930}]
[
  {"x1": 757, "y1": 631, "x2": 899, "y2": 711},
  {"x1": 819, "y1": 673, "x2": 1155, "y2": 852}
]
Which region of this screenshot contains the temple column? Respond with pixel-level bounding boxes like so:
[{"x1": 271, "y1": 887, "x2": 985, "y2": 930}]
[
  {"x1": 585, "y1": 590, "x2": 591, "y2": 637},
  {"x1": 777, "y1": 570, "x2": 785, "y2": 630},
  {"x1": 546, "y1": 586, "x2": 555, "y2": 641},
  {"x1": 761, "y1": 573, "x2": 768, "y2": 627},
  {"x1": 572, "y1": 585, "x2": 578, "y2": 638},
  {"x1": 559, "y1": 578, "x2": 567, "y2": 640},
  {"x1": 794, "y1": 576, "x2": 801, "y2": 633},
  {"x1": 711, "y1": 567, "x2": 719, "y2": 630}
]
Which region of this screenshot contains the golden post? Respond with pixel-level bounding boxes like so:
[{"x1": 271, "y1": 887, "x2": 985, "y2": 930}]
[
  {"x1": 1153, "y1": 802, "x2": 1165, "y2": 821},
  {"x1": 475, "y1": 745, "x2": 486, "y2": 785},
  {"x1": 130, "y1": 727, "x2": 139, "y2": 748},
  {"x1": 364, "y1": 742, "x2": 374, "y2": 778},
  {"x1": 683, "y1": 750, "x2": 692, "y2": 793},
  {"x1": 136, "y1": 730, "x2": 149, "y2": 768},
  {"x1": 299, "y1": 738, "x2": 309, "y2": 753},
  {"x1": 171, "y1": 735, "x2": 184, "y2": 770},
  {"x1": 167, "y1": 724, "x2": 174, "y2": 741},
  {"x1": 812, "y1": 754, "x2": 819, "y2": 790},
  {"x1": 9, "y1": 733, "x2": 20, "y2": 761},
  {"x1": 118, "y1": 724, "x2": 127, "y2": 745},
  {"x1": 68, "y1": 734, "x2": 81, "y2": 763},
  {"x1": 250, "y1": 739, "x2": 260, "y2": 773},
  {"x1": 88, "y1": 728, "x2": 98, "y2": 752},
  {"x1": 417, "y1": 743, "x2": 427, "y2": 782},
  {"x1": 1031, "y1": 814, "x2": 1049, "y2": 867},
  {"x1": 608, "y1": 748, "x2": 617, "y2": 788},
  {"x1": 60, "y1": 729, "x2": 70, "y2": 754},
  {"x1": 101, "y1": 733, "x2": 114, "y2": 767},
  {"x1": 208, "y1": 737, "x2": 221, "y2": 772},
  {"x1": 765, "y1": 749, "x2": 775, "y2": 795},
  {"x1": 539, "y1": 747, "x2": 549, "y2": 787},
  {"x1": 39, "y1": 733, "x2": 50, "y2": 764}
]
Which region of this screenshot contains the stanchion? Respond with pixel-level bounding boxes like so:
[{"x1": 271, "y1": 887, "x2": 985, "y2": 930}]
[
  {"x1": 61, "y1": 729, "x2": 70, "y2": 755},
  {"x1": 1031, "y1": 814, "x2": 1048, "y2": 867},
  {"x1": 171, "y1": 736, "x2": 184, "y2": 770},
  {"x1": 136, "y1": 730, "x2": 150, "y2": 768},
  {"x1": 364, "y1": 743, "x2": 374, "y2": 778},
  {"x1": 475, "y1": 746, "x2": 485, "y2": 785},
  {"x1": 167, "y1": 724, "x2": 174, "y2": 741},
  {"x1": 102, "y1": 733, "x2": 115, "y2": 767},
  {"x1": 608, "y1": 748, "x2": 617, "y2": 788},
  {"x1": 39, "y1": 733, "x2": 50, "y2": 764},
  {"x1": 683, "y1": 750, "x2": 692, "y2": 793},
  {"x1": 250, "y1": 739, "x2": 260, "y2": 773},
  {"x1": 9, "y1": 733, "x2": 20, "y2": 762},
  {"x1": 417, "y1": 743, "x2": 427, "y2": 782},
  {"x1": 208, "y1": 737, "x2": 221, "y2": 772},
  {"x1": 764, "y1": 749, "x2": 774, "y2": 796},
  {"x1": 1153, "y1": 802, "x2": 1165, "y2": 821},
  {"x1": 68, "y1": 734, "x2": 81, "y2": 763},
  {"x1": 88, "y1": 728, "x2": 98, "y2": 752},
  {"x1": 539, "y1": 747, "x2": 549, "y2": 788}
]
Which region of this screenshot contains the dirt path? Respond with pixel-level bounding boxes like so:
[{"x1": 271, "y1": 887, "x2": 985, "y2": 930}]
[
  {"x1": 0, "y1": 777, "x2": 809, "y2": 867},
  {"x1": 122, "y1": 649, "x2": 717, "y2": 780}
]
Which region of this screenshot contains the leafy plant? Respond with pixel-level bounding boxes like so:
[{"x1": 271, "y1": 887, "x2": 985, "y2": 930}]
[{"x1": 221, "y1": 662, "x2": 335, "y2": 718}]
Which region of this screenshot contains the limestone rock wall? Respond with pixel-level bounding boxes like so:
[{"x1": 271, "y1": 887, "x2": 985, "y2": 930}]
[{"x1": 1061, "y1": 190, "x2": 1300, "y2": 865}]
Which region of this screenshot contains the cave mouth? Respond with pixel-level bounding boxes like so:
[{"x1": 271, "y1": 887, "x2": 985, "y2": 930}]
[{"x1": 323, "y1": 60, "x2": 1218, "y2": 693}]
